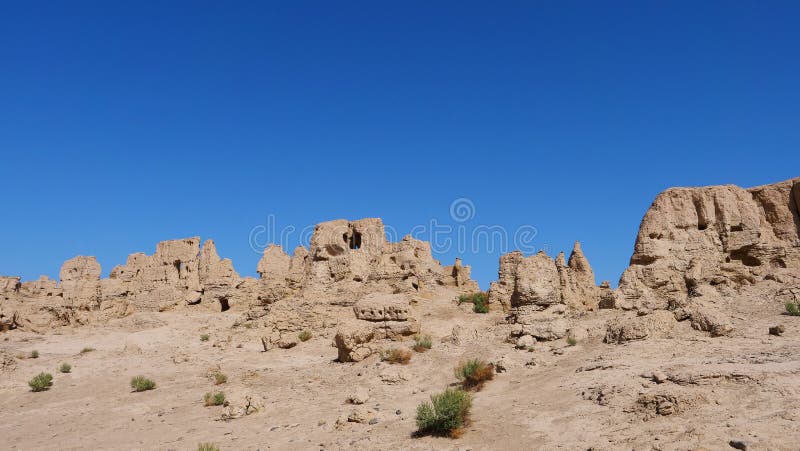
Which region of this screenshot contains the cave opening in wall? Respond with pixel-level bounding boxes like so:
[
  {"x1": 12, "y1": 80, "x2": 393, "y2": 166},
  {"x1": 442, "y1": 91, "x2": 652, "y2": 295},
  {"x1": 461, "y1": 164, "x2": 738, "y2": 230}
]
[
  {"x1": 349, "y1": 231, "x2": 362, "y2": 250},
  {"x1": 219, "y1": 297, "x2": 230, "y2": 312}
]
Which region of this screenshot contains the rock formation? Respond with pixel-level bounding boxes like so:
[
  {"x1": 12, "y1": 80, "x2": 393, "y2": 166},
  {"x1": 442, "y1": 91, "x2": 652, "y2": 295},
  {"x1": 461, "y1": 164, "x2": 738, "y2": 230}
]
[
  {"x1": 0, "y1": 218, "x2": 478, "y2": 332},
  {"x1": 489, "y1": 242, "x2": 609, "y2": 342},
  {"x1": 254, "y1": 218, "x2": 478, "y2": 303},
  {"x1": 614, "y1": 177, "x2": 800, "y2": 336}
]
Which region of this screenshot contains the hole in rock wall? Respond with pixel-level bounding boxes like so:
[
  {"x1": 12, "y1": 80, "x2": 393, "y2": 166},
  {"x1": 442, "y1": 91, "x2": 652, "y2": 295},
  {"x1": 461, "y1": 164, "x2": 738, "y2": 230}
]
[
  {"x1": 219, "y1": 298, "x2": 230, "y2": 312},
  {"x1": 729, "y1": 249, "x2": 761, "y2": 267},
  {"x1": 348, "y1": 231, "x2": 362, "y2": 250}
]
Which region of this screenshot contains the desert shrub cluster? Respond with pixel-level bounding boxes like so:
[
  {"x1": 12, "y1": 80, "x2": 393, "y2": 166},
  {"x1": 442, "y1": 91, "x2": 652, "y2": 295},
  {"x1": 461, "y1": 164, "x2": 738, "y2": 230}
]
[
  {"x1": 204, "y1": 391, "x2": 226, "y2": 406},
  {"x1": 455, "y1": 359, "x2": 495, "y2": 391},
  {"x1": 381, "y1": 348, "x2": 412, "y2": 364},
  {"x1": 130, "y1": 376, "x2": 156, "y2": 392},
  {"x1": 458, "y1": 292, "x2": 489, "y2": 313},
  {"x1": 415, "y1": 388, "x2": 472, "y2": 437},
  {"x1": 413, "y1": 334, "x2": 433, "y2": 352},
  {"x1": 28, "y1": 372, "x2": 54, "y2": 392}
]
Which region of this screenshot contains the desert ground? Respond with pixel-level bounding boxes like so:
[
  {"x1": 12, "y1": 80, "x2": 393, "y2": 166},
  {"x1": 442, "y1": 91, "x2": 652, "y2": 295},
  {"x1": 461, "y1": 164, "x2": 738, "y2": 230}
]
[{"x1": 2, "y1": 285, "x2": 799, "y2": 451}]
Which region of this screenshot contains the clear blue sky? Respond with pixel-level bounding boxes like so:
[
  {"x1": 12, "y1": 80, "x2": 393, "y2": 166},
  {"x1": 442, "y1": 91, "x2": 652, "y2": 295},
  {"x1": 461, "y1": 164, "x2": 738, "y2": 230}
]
[{"x1": 1, "y1": 1, "x2": 799, "y2": 289}]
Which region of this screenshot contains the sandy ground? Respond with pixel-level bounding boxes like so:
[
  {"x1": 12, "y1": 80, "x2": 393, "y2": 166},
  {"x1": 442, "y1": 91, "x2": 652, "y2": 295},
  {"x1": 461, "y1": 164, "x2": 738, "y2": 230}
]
[{"x1": 2, "y1": 293, "x2": 800, "y2": 450}]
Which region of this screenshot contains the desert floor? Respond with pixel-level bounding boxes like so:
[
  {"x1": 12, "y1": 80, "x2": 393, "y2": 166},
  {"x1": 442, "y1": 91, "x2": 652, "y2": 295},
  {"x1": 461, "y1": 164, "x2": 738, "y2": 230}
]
[{"x1": 2, "y1": 293, "x2": 799, "y2": 450}]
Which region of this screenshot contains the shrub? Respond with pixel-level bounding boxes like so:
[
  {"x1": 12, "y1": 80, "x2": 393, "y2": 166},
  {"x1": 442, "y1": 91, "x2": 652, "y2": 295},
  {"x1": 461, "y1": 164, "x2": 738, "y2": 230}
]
[
  {"x1": 380, "y1": 348, "x2": 412, "y2": 364},
  {"x1": 30, "y1": 350, "x2": 39, "y2": 359},
  {"x1": 413, "y1": 335, "x2": 433, "y2": 353},
  {"x1": 130, "y1": 376, "x2": 156, "y2": 392},
  {"x1": 204, "y1": 391, "x2": 226, "y2": 406},
  {"x1": 79, "y1": 347, "x2": 95, "y2": 354},
  {"x1": 28, "y1": 372, "x2": 53, "y2": 392},
  {"x1": 454, "y1": 359, "x2": 495, "y2": 391},
  {"x1": 59, "y1": 363, "x2": 72, "y2": 373},
  {"x1": 786, "y1": 302, "x2": 800, "y2": 316},
  {"x1": 200, "y1": 334, "x2": 210, "y2": 342},
  {"x1": 298, "y1": 330, "x2": 312, "y2": 342},
  {"x1": 458, "y1": 292, "x2": 490, "y2": 313},
  {"x1": 415, "y1": 388, "x2": 472, "y2": 437},
  {"x1": 198, "y1": 444, "x2": 220, "y2": 451},
  {"x1": 213, "y1": 372, "x2": 227, "y2": 385}
]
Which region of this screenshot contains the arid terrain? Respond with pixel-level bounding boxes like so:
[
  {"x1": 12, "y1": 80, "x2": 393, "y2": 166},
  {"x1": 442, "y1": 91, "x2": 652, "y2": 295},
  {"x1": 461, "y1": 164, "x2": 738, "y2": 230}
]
[{"x1": 2, "y1": 177, "x2": 799, "y2": 450}]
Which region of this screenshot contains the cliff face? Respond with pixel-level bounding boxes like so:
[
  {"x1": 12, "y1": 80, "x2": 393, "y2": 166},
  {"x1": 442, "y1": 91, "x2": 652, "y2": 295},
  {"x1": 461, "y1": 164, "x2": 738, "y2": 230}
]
[{"x1": 616, "y1": 177, "x2": 800, "y2": 311}]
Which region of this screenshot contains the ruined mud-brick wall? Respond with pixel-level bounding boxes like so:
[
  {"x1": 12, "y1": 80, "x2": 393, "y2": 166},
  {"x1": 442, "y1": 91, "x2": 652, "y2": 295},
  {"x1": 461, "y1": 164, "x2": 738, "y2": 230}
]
[
  {"x1": 615, "y1": 177, "x2": 800, "y2": 312},
  {"x1": 0, "y1": 217, "x2": 480, "y2": 332},
  {"x1": 487, "y1": 242, "x2": 611, "y2": 341},
  {"x1": 0, "y1": 237, "x2": 262, "y2": 331},
  {"x1": 254, "y1": 217, "x2": 480, "y2": 303}
]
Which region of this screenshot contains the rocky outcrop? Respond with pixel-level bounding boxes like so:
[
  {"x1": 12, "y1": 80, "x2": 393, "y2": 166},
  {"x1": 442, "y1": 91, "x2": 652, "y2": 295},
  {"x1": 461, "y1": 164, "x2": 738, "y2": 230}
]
[
  {"x1": 333, "y1": 293, "x2": 419, "y2": 362},
  {"x1": 613, "y1": 177, "x2": 800, "y2": 337},
  {"x1": 0, "y1": 218, "x2": 477, "y2": 332},
  {"x1": 489, "y1": 242, "x2": 603, "y2": 341},
  {"x1": 617, "y1": 178, "x2": 800, "y2": 310},
  {"x1": 255, "y1": 218, "x2": 478, "y2": 303}
]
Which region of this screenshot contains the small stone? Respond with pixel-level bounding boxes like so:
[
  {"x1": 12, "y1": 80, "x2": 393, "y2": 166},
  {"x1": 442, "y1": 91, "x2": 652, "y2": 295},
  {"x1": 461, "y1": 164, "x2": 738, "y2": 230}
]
[
  {"x1": 729, "y1": 439, "x2": 749, "y2": 450},
  {"x1": 395, "y1": 409, "x2": 401, "y2": 415},
  {"x1": 768, "y1": 325, "x2": 785, "y2": 336},
  {"x1": 368, "y1": 418, "x2": 378, "y2": 425},
  {"x1": 515, "y1": 334, "x2": 535, "y2": 349},
  {"x1": 652, "y1": 371, "x2": 668, "y2": 384},
  {"x1": 346, "y1": 387, "x2": 369, "y2": 405}
]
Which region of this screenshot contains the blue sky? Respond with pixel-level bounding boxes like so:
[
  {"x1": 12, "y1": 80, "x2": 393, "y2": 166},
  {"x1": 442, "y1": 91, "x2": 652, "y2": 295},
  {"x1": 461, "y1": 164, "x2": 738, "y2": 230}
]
[{"x1": 1, "y1": 1, "x2": 798, "y2": 288}]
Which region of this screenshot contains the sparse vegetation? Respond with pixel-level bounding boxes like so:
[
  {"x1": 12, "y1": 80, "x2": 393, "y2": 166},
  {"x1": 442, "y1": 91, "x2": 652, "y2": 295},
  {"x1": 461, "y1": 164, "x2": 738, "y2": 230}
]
[
  {"x1": 79, "y1": 347, "x2": 95, "y2": 354},
  {"x1": 197, "y1": 443, "x2": 220, "y2": 451},
  {"x1": 567, "y1": 336, "x2": 578, "y2": 346},
  {"x1": 213, "y1": 371, "x2": 228, "y2": 385},
  {"x1": 380, "y1": 348, "x2": 412, "y2": 365},
  {"x1": 415, "y1": 388, "x2": 472, "y2": 437},
  {"x1": 454, "y1": 359, "x2": 495, "y2": 391},
  {"x1": 204, "y1": 391, "x2": 226, "y2": 406},
  {"x1": 130, "y1": 376, "x2": 156, "y2": 392},
  {"x1": 458, "y1": 292, "x2": 490, "y2": 313},
  {"x1": 786, "y1": 302, "x2": 800, "y2": 316},
  {"x1": 298, "y1": 330, "x2": 312, "y2": 342},
  {"x1": 59, "y1": 363, "x2": 72, "y2": 373},
  {"x1": 413, "y1": 334, "x2": 433, "y2": 352},
  {"x1": 30, "y1": 350, "x2": 39, "y2": 359},
  {"x1": 28, "y1": 372, "x2": 53, "y2": 392},
  {"x1": 200, "y1": 334, "x2": 210, "y2": 342}
]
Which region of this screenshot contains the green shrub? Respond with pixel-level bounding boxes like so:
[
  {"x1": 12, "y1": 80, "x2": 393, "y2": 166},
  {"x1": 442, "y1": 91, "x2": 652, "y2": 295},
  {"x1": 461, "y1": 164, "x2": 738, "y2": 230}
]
[
  {"x1": 204, "y1": 391, "x2": 226, "y2": 407},
  {"x1": 415, "y1": 388, "x2": 472, "y2": 437},
  {"x1": 458, "y1": 292, "x2": 490, "y2": 313},
  {"x1": 59, "y1": 363, "x2": 72, "y2": 373},
  {"x1": 567, "y1": 336, "x2": 578, "y2": 346},
  {"x1": 28, "y1": 372, "x2": 53, "y2": 392},
  {"x1": 197, "y1": 443, "x2": 220, "y2": 451},
  {"x1": 79, "y1": 347, "x2": 95, "y2": 354},
  {"x1": 380, "y1": 348, "x2": 412, "y2": 364},
  {"x1": 454, "y1": 359, "x2": 495, "y2": 391},
  {"x1": 413, "y1": 335, "x2": 433, "y2": 353},
  {"x1": 130, "y1": 376, "x2": 156, "y2": 392},
  {"x1": 298, "y1": 330, "x2": 312, "y2": 342},
  {"x1": 30, "y1": 350, "x2": 39, "y2": 359},
  {"x1": 213, "y1": 372, "x2": 227, "y2": 385},
  {"x1": 200, "y1": 334, "x2": 210, "y2": 342},
  {"x1": 786, "y1": 302, "x2": 800, "y2": 316}
]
